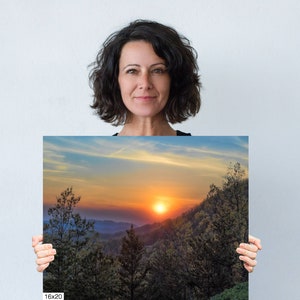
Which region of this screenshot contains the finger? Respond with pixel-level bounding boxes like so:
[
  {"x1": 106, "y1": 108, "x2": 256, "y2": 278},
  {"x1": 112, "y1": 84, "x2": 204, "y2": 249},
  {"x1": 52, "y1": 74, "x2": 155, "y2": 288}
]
[
  {"x1": 249, "y1": 235, "x2": 262, "y2": 250},
  {"x1": 36, "y1": 255, "x2": 55, "y2": 266},
  {"x1": 32, "y1": 235, "x2": 43, "y2": 247},
  {"x1": 243, "y1": 263, "x2": 254, "y2": 273},
  {"x1": 239, "y1": 254, "x2": 257, "y2": 268},
  {"x1": 236, "y1": 246, "x2": 257, "y2": 260},
  {"x1": 36, "y1": 263, "x2": 50, "y2": 273},
  {"x1": 239, "y1": 242, "x2": 259, "y2": 252},
  {"x1": 36, "y1": 248, "x2": 56, "y2": 259},
  {"x1": 34, "y1": 243, "x2": 54, "y2": 254}
]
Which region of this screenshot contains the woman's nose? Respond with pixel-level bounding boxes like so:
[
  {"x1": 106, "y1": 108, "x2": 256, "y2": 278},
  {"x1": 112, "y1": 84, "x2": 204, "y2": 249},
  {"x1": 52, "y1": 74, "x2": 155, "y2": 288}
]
[{"x1": 138, "y1": 72, "x2": 153, "y2": 89}]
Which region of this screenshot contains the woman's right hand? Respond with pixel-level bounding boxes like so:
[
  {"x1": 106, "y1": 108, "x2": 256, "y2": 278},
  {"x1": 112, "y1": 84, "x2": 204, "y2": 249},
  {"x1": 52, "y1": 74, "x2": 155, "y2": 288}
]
[{"x1": 32, "y1": 235, "x2": 56, "y2": 272}]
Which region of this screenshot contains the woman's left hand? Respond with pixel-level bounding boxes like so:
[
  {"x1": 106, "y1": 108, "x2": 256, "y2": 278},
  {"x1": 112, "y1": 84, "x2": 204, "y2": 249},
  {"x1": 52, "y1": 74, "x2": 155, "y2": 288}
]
[{"x1": 236, "y1": 235, "x2": 262, "y2": 273}]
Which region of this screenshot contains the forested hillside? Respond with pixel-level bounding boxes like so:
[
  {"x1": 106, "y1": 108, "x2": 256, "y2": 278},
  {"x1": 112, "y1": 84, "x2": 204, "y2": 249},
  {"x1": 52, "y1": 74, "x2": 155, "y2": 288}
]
[{"x1": 43, "y1": 162, "x2": 248, "y2": 299}]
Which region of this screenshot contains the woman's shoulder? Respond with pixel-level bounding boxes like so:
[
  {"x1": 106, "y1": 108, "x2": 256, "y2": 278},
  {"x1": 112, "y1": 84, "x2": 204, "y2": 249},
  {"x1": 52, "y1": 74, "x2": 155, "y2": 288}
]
[{"x1": 176, "y1": 130, "x2": 191, "y2": 136}]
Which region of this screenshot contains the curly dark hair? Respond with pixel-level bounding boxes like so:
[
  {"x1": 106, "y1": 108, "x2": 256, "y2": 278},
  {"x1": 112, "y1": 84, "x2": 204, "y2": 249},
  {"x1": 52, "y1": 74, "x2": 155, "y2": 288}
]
[{"x1": 89, "y1": 19, "x2": 201, "y2": 126}]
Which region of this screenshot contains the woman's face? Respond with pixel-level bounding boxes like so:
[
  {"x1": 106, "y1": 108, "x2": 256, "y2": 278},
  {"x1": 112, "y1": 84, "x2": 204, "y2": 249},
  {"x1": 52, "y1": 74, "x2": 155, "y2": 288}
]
[{"x1": 118, "y1": 41, "x2": 171, "y2": 120}]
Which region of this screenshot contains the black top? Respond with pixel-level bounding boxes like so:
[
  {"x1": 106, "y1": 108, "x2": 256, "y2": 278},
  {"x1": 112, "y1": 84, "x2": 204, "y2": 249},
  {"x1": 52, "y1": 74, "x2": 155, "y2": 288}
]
[
  {"x1": 176, "y1": 130, "x2": 191, "y2": 136},
  {"x1": 113, "y1": 130, "x2": 191, "y2": 136}
]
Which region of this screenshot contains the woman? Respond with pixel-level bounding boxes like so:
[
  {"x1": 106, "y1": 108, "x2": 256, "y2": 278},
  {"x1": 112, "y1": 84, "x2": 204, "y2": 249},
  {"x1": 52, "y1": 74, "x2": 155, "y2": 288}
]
[{"x1": 33, "y1": 19, "x2": 262, "y2": 273}]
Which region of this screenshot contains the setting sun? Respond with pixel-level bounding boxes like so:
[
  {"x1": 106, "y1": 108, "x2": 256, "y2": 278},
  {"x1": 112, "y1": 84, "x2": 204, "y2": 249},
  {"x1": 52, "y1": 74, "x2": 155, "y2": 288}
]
[
  {"x1": 153, "y1": 202, "x2": 167, "y2": 214},
  {"x1": 43, "y1": 136, "x2": 248, "y2": 224}
]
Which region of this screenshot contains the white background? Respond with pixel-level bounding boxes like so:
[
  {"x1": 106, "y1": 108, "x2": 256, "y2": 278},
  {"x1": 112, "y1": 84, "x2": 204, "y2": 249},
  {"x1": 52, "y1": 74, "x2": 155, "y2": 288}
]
[{"x1": 1, "y1": 1, "x2": 299, "y2": 299}]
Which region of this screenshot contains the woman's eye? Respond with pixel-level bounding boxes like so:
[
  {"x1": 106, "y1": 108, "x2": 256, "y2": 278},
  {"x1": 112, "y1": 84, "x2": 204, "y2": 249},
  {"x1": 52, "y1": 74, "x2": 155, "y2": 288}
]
[
  {"x1": 126, "y1": 69, "x2": 138, "y2": 74},
  {"x1": 151, "y1": 68, "x2": 166, "y2": 74}
]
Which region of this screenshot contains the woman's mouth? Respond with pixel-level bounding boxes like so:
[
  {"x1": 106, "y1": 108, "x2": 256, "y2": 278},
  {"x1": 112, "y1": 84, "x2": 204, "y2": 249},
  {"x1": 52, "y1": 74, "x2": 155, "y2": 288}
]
[{"x1": 134, "y1": 96, "x2": 156, "y2": 101}]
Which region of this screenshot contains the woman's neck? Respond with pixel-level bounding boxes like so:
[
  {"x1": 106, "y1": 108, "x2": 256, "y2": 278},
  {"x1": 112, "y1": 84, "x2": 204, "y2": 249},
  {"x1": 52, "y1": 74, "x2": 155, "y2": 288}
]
[{"x1": 118, "y1": 116, "x2": 176, "y2": 136}]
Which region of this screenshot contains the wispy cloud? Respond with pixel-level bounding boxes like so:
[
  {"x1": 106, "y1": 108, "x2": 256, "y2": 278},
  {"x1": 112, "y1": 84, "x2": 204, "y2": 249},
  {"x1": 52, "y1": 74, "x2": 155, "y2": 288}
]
[{"x1": 43, "y1": 136, "x2": 248, "y2": 224}]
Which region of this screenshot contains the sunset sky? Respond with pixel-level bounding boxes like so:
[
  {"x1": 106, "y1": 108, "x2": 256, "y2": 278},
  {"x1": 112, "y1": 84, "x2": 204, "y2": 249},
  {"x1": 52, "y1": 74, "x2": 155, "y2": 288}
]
[{"x1": 43, "y1": 136, "x2": 248, "y2": 225}]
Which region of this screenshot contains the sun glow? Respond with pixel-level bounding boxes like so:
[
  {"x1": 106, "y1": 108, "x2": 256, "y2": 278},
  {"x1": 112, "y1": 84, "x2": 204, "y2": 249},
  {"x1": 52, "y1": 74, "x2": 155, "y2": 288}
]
[{"x1": 153, "y1": 202, "x2": 167, "y2": 215}]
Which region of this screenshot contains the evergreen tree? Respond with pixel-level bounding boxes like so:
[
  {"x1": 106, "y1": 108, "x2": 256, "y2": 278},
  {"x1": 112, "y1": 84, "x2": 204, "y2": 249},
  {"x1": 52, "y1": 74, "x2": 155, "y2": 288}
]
[
  {"x1": 187, "y1": 162, "x2": 248, "y2": 298},
  {"x1": 118, "y1": 225, "x2": 148, "y2": 300},
  {"x1": 80, "y1": 241, "x2": 121, "y2": 299},
  {"x1": 43, "y1": 187, "x2": 95, "y2": 298}
]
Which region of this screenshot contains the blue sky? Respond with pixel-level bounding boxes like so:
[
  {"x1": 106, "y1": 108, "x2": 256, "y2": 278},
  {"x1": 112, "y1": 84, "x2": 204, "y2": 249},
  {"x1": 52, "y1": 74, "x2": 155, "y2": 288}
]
[{"x1": 43, "y1": 136, "x2": 248, "y2": 224}]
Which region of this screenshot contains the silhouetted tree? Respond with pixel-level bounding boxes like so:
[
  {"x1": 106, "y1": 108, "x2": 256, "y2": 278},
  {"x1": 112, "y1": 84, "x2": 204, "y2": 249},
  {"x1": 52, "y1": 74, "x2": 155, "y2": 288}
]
[
  {"x1": 43, "y1": 187, "x2": 95, "y2": 298},
  {"x1": 118, "y1": 225, "x2": 148, "y2": 300}
]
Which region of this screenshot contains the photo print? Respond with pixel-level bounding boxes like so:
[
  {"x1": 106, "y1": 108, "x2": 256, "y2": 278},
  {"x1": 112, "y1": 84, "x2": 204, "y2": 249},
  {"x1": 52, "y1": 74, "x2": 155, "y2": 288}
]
[{"x1": 43, "y1": 136, "x2": 249, "y2": 299}]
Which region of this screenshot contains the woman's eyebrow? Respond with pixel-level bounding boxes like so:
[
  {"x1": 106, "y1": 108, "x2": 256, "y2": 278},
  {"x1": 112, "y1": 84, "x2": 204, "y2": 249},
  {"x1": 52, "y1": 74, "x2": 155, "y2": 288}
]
[
  {"x1": 122, "y1": 62, "x2": 166, "y2": 70},
  {"x1": 122, "y1": 64, "x2": 140, "y2": 70},
  {"x1": 150, "y1": 63, "x2": 167, "y2": 67}
]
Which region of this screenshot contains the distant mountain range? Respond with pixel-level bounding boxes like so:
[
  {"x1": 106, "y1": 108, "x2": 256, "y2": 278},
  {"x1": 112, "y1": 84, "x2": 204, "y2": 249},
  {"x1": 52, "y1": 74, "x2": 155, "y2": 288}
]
[
  {"x1": 92, "y1": 219, "x2": 164, "y2": 244},
  {"x1": 93, "y1": 219, "x2": 137, "y2": 234}
]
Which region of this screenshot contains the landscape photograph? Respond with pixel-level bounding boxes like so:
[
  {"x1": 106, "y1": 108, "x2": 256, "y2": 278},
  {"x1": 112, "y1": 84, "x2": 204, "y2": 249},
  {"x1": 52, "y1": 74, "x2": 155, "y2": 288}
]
[{"x1": 43, "y1": 136, "x2": 249, "y2": 300}]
